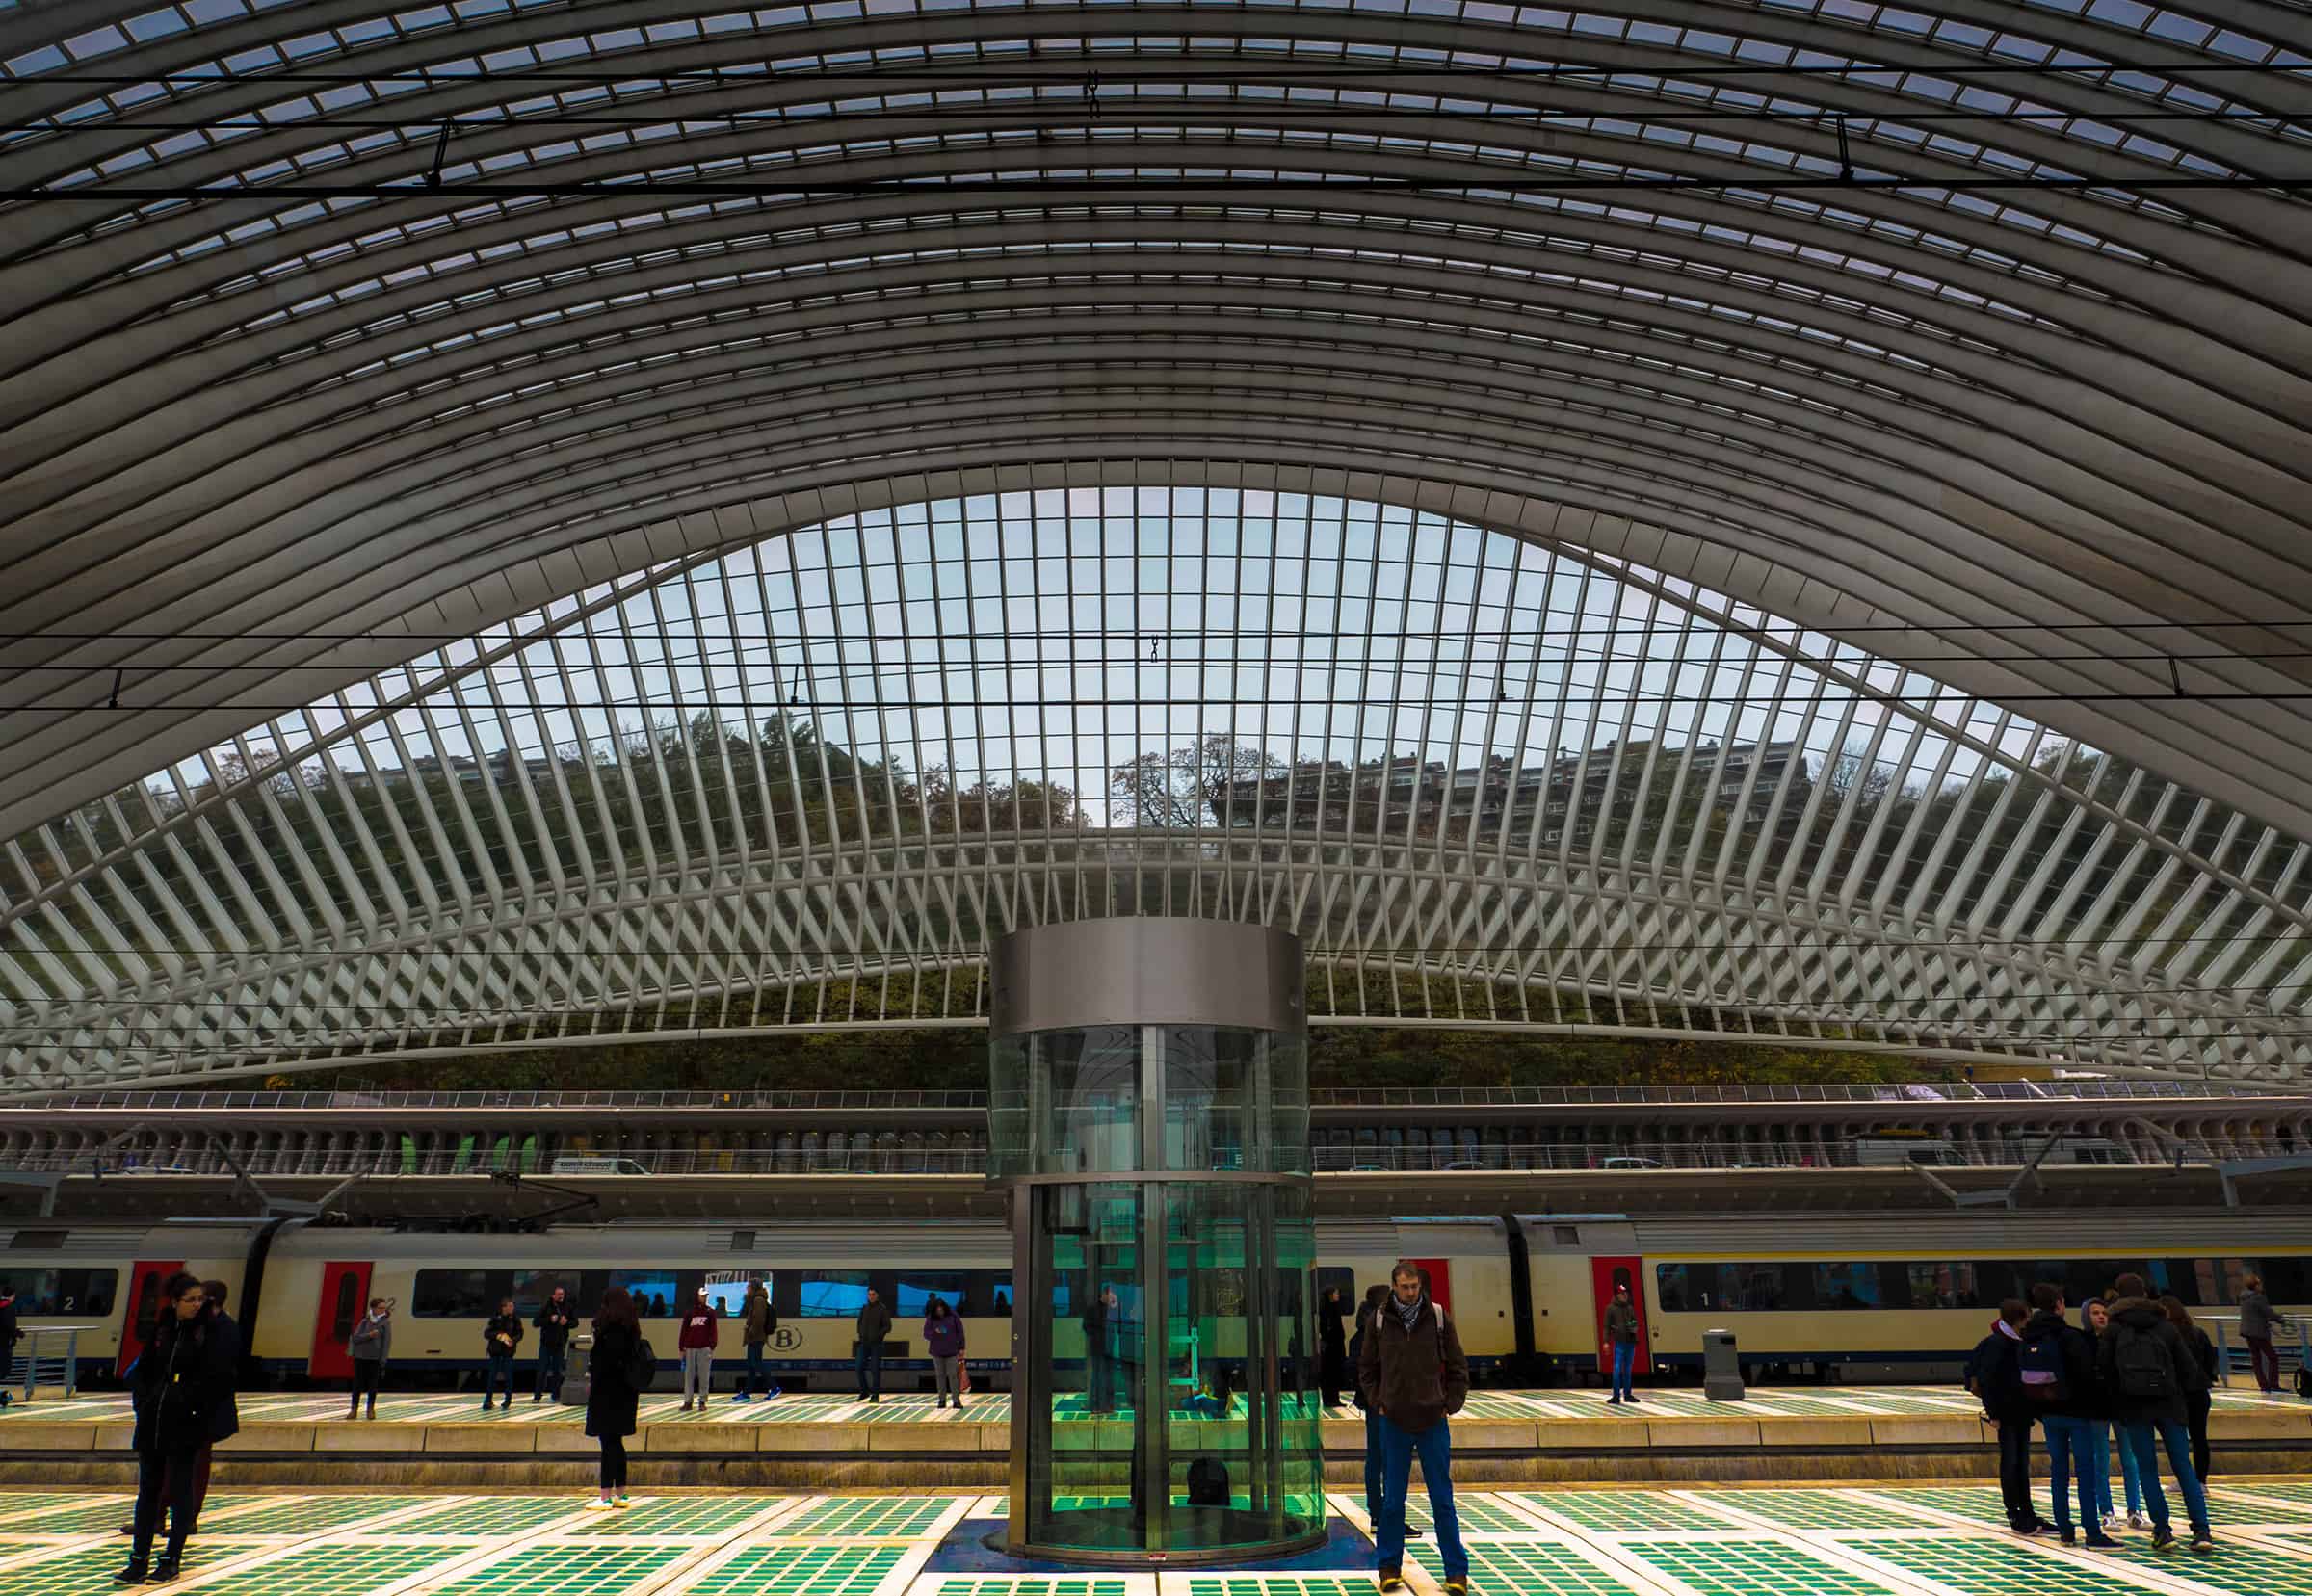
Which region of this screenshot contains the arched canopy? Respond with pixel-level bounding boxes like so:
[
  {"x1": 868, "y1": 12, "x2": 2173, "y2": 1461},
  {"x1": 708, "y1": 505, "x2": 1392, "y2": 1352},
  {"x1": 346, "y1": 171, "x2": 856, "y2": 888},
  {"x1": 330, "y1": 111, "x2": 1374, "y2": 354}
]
[
  {"x1": 1, "y1": 0, "x2": 2310, "y2": 1086},
  {"x1": 2, "y1": 489, "x2": 2307, "y2": 1089}
]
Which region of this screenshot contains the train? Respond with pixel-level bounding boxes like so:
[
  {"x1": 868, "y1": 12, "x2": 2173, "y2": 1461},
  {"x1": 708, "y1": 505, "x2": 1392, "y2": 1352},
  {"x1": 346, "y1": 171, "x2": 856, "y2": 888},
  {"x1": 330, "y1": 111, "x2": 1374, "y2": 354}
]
[{"x1": 5, "y1": 1212, "x2": 2308, "y2": 1393}]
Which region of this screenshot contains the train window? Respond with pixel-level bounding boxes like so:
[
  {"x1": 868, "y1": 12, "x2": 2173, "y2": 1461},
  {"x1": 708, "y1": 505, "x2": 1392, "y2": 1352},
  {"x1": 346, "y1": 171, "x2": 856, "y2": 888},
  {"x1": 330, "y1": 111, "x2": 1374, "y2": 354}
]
[
  {"x1": 799, "y1": 1270, "x2": 872, "y2": 1318},
  {"x1": 511, "y1": 1270, "x2": 584, "y2": 1318},
  {"x1": 1905, "y1": 1262, "x2": 1981, "y2": 1310},
  {"x1": 330, "y1": 1270, "x2": 359, "y2": 1343},
  {"x1": 894, "y1": 1273, "x2": 968, "y2": 1319},
  {"x1": 0, "y1": 1269, "x2": 118, "y2": 1317},
  {"x1": 609, "y1": 1271, "x2": 679, "y2": 1319},
  {"x1": 413, "y1": 1270, "x2": 502, "y2": 1319}
]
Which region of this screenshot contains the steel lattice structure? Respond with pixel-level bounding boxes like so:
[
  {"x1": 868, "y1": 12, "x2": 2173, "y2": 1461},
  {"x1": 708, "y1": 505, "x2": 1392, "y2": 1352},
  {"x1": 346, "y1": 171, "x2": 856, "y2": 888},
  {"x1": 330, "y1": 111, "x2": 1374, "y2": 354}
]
[{"x1": 1, "y1": 0, "x2": 2310, "y2": 1088}]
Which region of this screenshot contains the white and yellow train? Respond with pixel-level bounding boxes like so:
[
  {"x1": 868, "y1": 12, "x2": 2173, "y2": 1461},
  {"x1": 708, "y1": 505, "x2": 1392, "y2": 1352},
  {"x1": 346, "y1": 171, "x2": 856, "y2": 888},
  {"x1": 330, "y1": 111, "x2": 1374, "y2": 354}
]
[{"x1": 5, "y1": 1213, "x2": 2307, "y2": 1389}]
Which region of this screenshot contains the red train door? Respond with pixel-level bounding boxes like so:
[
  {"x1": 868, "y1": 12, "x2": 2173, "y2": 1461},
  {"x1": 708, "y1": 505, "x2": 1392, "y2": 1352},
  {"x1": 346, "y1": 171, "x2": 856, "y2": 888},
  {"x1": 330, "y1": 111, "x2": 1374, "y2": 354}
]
[
  {"x1": 1404, "y1": 1257, "x2": 1453, "y2": 1314},
  {"x1": 117, "y1": 1259, "x2": 185, "y2": 1376},
  {"x1": 309, "y1": 1262, "x2": 372, "y2": 1379},
  {"x1": 1590, "y1": 1255, "x2": 1650, "y2": 1374}
]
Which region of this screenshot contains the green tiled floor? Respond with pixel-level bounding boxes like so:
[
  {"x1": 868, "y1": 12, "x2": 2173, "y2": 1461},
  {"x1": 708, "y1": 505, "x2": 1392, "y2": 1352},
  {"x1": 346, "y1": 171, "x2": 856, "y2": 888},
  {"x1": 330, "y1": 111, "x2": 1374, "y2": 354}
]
[
  {"x1": 401, "y1": 1497, "x2": 595, "y2": 1533},
  {"x1": 567, "y1": 1496, "x2": 787, "y2": 1536},
  {"x1": 2089, "y1": 1536, "x2": 2312, "y2": 1595},
  {"x1": 933, "y1": 1582, "x2": 1136, "y2": 1596},
  {"x1": 1407, "y1": 1539, "x2": 1641, "y2": 1596},
  {"x1": 1622, "y1": 1537, "x2": 1895, "y2": 1596},
  {"x1": 434, "y1": 1544, "x2": 688, "y2": 1595},
  {"x1": 1862, "y1": 1485, "x2": 2015, "y2": 1526},
  {"x1": 1852, "y1": 1535, "x2": 2125, "y2": 1595},
  {"x1": 685, "y1": 1543, "x2": 908, "y2": 1596},
  {"x1": 1181, "y1": 1580, "x2": 1371, "y2": 1596},
  {"x1": 1398, "y1": 1496, "x2": 1537, "y2": 1533},
  {"x1": 0, "y1": 1542, "x2": 235, "y2": 1596},
  {"x1": 1689, "y1": 1490, "x2": 1932, "y2": 1531},
  {"x1": 783, "y1": 1496, "x2": 961, "y2": 1537},
  {"x1": 196, "y1": 1539, "x2": 472, "y2": 1596},
  {"x1": 207, "y1": 1495, "x2": 430, "y2": 1534},
  {"x1": 1510, "y1": 1492, "x2": 1731, "y2": 1532}
]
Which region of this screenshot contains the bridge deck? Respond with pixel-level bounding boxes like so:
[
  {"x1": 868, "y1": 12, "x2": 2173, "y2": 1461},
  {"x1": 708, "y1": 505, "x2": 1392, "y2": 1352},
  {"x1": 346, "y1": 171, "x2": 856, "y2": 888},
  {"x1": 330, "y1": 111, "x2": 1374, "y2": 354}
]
[{"x1": 10, "y1": 1480, "x2": 2312, "y2": 1596}]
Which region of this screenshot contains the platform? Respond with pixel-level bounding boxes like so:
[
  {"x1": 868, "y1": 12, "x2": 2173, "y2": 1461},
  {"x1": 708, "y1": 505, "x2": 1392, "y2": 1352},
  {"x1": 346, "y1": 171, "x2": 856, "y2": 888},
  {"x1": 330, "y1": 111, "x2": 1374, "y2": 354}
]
[
  {"x1": 13, "y1": 1481, "x2": 2312, "y2": 1596},
  {"x1": 7, "y1": 1387, "x2": 2309, "y2": 1489}
]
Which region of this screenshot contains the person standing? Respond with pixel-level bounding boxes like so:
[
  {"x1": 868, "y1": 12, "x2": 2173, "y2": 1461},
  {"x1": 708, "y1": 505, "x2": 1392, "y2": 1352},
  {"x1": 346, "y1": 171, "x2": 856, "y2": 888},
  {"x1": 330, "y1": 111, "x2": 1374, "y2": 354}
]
[
  {"x1": 482, "y1": 1298, "x2": 523, "y2": 1410},
  {"x1": 925, "y1": 1295, "x2": 967, "y2": 1408},
  {"x1": 586, "y1": 1287, "x2": 643, "y2": 1509},
  {"x1": 2100, "y1": 1273, "x2": 2213, "y2": 1554},
  {"x1": 854, "y1": 1286, "x2": 892, "y2": 1403},
  {"x1": 2019, "y1": 1285, "x2": 2118, "y2": 1548},
  {"x1": 1604, "y1": 1283, "x2": 1640, "y2": 1406},
  {"x1": 1083, "y1": 1287, "x2": 1119, "y2": 1413},
  {"x1": 1357, "y1": 1261, "x2": 1470, "y2": 1596},
  {"x1": 2083, "y1": 1297, "x2": 2143, "y2": 1531},
  {"x1": 2164, "y1": 1295, "x2": 2218, "y2": 1484},
  {"x1": 118, "y1": 1273, "x2": 230, "y2": 1585},
  {"x1": 347, "y1": 1298, "x2": 392, "y2": 1420},
  {"x1": 1967, "y1": 1297, "x2": 2046, "y2": 1537},
  {"x1": 0, "y1": 1278, "x2": 18, "y2": 1392},
  {"x1": 737, "y1": 1281, "x2": 778, "y2": 1402},
  {"x1": 1319, "y1": 1286, "x2": 1351, "y2": 1410},
  {"x1": 676, "y1": 1286, "x2": 719, "y2": 1411},
  {"x1": 535, "y1": 1287, "x2": 577, "y2": 1403},
  {"x1": 2238, "y1": 1274, "x2": 2289, "y2": 1396}
]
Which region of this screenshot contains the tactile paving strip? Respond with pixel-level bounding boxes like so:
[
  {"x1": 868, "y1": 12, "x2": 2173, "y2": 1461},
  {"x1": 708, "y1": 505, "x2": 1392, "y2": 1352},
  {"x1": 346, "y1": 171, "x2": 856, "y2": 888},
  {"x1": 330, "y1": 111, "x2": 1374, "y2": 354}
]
[
  {"x1": 781, "y1": 1497, "x2": 963, "y2": 1538},
  {"x1": 1623, "y1": 1536, "x2": 1899, "y2": 1596},
  {"x1": 1511, "y1": 1492, "x2": 1733, "y2": 1532},
  {"x1": 434, "y1": 1543, "x2": 689, "y2": 1595},
  {"x1": 1685, "y1": 1491, "x2": 1934, "y2": 1531},
  {"x1": 682, "y1": 1543, "x2": 908, "y2": 1596},
  {"x1": 1407, "y1": 1540, "x2": 1641, "y2": 1596}
]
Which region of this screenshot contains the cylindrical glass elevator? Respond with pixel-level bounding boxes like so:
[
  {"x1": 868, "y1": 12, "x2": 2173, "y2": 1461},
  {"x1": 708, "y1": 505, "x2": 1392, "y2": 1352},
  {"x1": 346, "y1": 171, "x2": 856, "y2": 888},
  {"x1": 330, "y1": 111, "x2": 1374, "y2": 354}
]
[{"x1": 990, "y1": 918, "x2": 1323, "y2": 1564}]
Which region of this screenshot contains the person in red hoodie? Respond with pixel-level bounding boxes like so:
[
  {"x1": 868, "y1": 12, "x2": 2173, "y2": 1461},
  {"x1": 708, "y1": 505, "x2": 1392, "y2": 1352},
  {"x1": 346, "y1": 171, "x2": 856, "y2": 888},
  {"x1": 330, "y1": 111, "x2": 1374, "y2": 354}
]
[{"x1": 677, "y1": 1287, "x2": 719, "y2": 1411}]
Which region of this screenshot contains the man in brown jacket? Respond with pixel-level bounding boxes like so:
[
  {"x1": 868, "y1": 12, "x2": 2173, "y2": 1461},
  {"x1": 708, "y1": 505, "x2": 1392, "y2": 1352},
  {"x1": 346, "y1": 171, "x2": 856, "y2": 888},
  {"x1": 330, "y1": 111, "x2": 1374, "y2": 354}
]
[{"x1": 1356, "y1": 1262, "x2": 1471, "y2": 1595}]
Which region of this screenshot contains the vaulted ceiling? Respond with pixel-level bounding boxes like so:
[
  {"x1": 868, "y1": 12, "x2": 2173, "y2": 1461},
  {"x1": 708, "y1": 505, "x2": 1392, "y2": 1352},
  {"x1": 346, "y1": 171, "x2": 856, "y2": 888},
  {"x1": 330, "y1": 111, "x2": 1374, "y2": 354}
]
[{"x1": 1, "y1": 0, "x2": 2309, "y2": 1086}]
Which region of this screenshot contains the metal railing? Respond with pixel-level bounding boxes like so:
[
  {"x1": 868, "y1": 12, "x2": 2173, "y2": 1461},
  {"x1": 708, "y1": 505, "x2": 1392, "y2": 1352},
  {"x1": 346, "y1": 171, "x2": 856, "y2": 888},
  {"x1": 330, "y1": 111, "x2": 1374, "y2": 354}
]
[
  {"x1": 2, "y1": 1137, "x2": 2288, "y2": 1181},
  {"x1": 2199, "y1": 1314, "x2": 2311, "y2": 1392},
  {"x1": 12, "y1": 1080, "x2": 2294, "y2": 1115},
  {"x1": 7, "y1": 1325, "x2": 92, "y2": 1403}
]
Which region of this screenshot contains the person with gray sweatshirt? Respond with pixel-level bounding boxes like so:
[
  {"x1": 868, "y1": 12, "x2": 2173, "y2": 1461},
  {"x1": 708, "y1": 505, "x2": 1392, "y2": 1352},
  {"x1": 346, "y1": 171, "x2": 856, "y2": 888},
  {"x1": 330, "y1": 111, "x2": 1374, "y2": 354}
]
[{"x1": 346, "y1": 1297, "x2": 392, "y2": 1419}]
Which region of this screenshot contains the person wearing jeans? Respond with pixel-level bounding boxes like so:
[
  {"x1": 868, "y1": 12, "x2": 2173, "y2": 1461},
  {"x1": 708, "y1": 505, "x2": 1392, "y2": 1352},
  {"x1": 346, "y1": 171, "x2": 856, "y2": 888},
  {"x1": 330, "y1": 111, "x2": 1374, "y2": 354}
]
[
  {"x1": 924, "y1": 1296, "x2": 967, "y2": 1409},
  {"x1": 2101, "y1": 1274, "x2": 2214, "y2": 1552},
  {"x1": 676, "y1": 1287, "x2": 719, "y2": 1411},
  {"x1": 1357, "y1": 1262, "x2": 1470, "y2": 1596},
  {"x1": 482, "y1": 1299, "x2": 522, "y2": 1410},
  {"x1": 534, "y1": 1287, "x2": 577, "y2": 1404},
  {"x1": 2020, "y1": 1285, "x2": 2117, "y2": 1548},
  {"x1": 738, "y1": 1282, "x2": 777, "y2": 1402},
  {"x1": 1604, "y1": 1282, "x2": 1640, "y2": 1405},
  {"x1": 855, "y1": 1288, "x2": 892, "y2": 1403}
]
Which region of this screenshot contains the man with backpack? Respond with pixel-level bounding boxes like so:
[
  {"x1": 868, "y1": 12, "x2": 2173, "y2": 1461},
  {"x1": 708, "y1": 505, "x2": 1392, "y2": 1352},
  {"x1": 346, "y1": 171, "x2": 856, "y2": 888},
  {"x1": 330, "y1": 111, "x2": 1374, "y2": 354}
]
[
  {"x1": 1966, "y1": 1297, "x2": 2047, "y2": 1537},
  {"x1": 1357, "y1": 1261, "x2": 1470, "y2": 1596},
  {"x1": 2100, "y1": 1273, "x2": 2214, "y2": 1554},
  {"x1": 2019, "y1": 1285, "x2": 2118, "y2": 1548}
]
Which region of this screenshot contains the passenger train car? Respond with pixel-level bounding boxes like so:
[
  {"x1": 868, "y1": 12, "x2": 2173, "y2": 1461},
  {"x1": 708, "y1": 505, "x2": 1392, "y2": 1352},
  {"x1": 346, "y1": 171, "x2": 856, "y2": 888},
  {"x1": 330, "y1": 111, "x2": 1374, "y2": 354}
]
[{"x1": 4, "y1": 1214, "x2": 2307, "y2": 1390}]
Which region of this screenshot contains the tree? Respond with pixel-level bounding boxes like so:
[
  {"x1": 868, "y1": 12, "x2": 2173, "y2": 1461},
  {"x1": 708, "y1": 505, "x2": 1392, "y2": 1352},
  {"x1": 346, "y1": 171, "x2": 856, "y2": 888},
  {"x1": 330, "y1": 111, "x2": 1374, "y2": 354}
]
[{"x1": 1107, "y1": 733, "x2": 1285, "y2": 826}]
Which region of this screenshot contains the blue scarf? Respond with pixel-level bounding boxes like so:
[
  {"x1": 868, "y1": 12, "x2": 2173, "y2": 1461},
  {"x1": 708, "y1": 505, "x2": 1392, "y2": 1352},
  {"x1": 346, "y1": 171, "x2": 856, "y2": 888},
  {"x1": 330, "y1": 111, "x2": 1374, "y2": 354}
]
[{"x1": 1394, "y1": 1294, "x2": 1425, "y2": 1335}]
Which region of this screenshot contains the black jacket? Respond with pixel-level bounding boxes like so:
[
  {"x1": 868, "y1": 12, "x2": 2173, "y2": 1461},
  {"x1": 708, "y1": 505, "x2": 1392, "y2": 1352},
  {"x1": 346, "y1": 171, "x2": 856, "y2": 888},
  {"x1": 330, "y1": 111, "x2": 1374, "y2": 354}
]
[
  {"x1": 129, "y1": 1319, "x2": 235, "y2": 1454},
  {"x1": 586, "y1": 1321, "x2": 640, "y2": 1439},
  {"x1": 1318, "y1": 1301, "x2": 1347, "y2": 1359},
  {"x1": 485, "y1": 1312, "x2": 524, "y2": 1357},
  {"x1": 2096, "y1": 1297, "x2": 2204, "y2": 1426},
  {"x1": 1967, "y1": 1326, "x2": 2028, "y2": 1424},
  {"x1": 535, "y1": 1298, "x2": 577, "y2": 1353},
  {"x1": 2186, "y1": 1326, "x2": 2219, "y2": 1397},
  {"x1": 1354, "y1": 1297, "x2": 1470, "y2": 1434},
  {"x1": 0, "y1": 1296, "x2": 16, "y2": 1351},
  {"x1": 2017, "y1": 1309, "x2": 2100, "y2": 1420},
  {"x1": 855, "y1": 1298, "x2": 892, "y2": 1347}
]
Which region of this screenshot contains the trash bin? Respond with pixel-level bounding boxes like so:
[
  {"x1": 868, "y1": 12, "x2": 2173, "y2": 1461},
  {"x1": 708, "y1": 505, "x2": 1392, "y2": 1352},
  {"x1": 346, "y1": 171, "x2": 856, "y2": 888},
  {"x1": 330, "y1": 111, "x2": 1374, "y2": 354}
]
[
  {"x1": 1702, "y1": 1328, "x2": 1745, "y2": 1402},
  {"x1": 561, "y1": 1332, "x2": 593, "y2": 1407}
]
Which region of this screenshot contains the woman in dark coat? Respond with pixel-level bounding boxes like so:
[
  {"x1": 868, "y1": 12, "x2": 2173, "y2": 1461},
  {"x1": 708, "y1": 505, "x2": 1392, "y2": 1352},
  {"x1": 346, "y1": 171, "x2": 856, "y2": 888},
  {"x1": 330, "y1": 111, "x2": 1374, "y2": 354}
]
[
  {"x1": 586, "y1": 1286, "x2": 643, "y2": 1509},
  {"x1": 2164, "y1": 1295, "x2": 2220, "y2": 1483},
  {"x1": 118, "y1": 1272, "x2": 231, "y2": 1584}
]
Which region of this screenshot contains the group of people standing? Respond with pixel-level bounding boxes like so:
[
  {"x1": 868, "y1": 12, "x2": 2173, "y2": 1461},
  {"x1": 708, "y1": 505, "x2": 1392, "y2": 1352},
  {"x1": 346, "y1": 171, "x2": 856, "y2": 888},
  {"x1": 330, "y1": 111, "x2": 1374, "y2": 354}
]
[
  {"x1": 116, "y1": 1273, "x2": 240, "y2": 1585},
  {"x1": 1970, "y1": 1272, "x2": 2237, "y2": 1554}
]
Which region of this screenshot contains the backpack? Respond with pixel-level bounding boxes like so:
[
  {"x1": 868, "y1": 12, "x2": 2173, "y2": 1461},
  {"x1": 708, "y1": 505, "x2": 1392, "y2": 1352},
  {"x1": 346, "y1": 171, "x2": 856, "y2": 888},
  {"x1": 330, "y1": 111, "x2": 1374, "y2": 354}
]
[
  {"x1": 2112, "y1": 1323, "x2": 2174, "y2": 1400},
  {"x1": 2017, "y1": 1331, "x2": 2069, "y2": 1403},
  {"x1": 629, "y1": 1337, "x2": 659, "y2": 1391}
]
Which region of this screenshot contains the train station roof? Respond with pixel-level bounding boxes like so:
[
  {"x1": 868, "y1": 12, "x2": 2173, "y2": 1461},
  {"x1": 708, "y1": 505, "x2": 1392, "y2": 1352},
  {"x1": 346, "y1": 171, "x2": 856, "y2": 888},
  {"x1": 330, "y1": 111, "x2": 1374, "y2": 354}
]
[{"x1": 1, "y1": 0, "x2": 2309, "y2": 1090}]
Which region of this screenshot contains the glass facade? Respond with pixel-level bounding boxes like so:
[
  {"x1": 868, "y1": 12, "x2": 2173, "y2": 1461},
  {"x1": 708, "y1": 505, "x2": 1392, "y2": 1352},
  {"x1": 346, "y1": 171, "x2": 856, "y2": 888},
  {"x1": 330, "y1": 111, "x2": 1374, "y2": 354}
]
[{"x1": 1000, "y1": 1021, "x2": 1322, "y2": 1563}]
